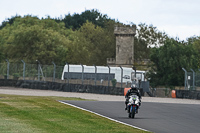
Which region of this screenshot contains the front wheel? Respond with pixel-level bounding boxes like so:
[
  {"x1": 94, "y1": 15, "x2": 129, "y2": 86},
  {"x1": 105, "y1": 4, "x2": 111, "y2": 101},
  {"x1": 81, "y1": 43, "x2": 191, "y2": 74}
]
[
  {"x1": 128, "y1": 105, "x2": 135, "y2": 118},
  {"x1": 131, "y1": 106, "x2": 135, "y2": 118}
]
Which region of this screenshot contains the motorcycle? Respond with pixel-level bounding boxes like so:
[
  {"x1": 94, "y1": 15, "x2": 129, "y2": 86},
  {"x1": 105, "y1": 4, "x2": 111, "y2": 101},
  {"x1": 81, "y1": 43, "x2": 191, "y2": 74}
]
[{"x1": 127, "y1": 95, "x2": 140, "y2": 118}]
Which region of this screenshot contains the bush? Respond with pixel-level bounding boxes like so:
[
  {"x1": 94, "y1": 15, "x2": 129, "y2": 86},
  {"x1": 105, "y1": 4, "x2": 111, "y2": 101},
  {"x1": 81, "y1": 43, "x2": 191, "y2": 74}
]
[{"x1": 111, "y1": 79, "x2": 117, "y2": 88}]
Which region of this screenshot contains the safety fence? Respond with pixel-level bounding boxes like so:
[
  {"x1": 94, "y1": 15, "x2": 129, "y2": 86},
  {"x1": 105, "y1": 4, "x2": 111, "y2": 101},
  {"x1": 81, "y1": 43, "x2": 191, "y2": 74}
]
[
  {"x1": 182, "y1": 68, "x2": 200, "y2": 90},
  {"x1": 0, "y1": 60, "x2": 133, "y2": 89},
  {"x1": 0, "y1": 61, "x2": 64, "y2": 83},
  {"x1": 4, "y1": 61, "x2": 200, "y2": 99}
]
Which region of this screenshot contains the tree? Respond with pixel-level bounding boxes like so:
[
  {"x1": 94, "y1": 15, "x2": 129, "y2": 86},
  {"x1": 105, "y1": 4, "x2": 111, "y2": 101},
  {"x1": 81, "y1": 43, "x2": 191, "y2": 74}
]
[
  {"x1": 0, "y1": 15, "x2": 72, "y2": 65},
  {"x1": 134, "y1": 23, "x2": 168, "y2": 60},
  {"x1": 61, "y1": 9, "x2": 114, "y2": 30},
  {"x1": 147, "y1": 38, "x2": 199, "y2": 87},
  {"x1": 186, "y1": 36, "x2": 199, "y2": 45},
  {"x1": 189, "y1": 36, "x2": 200, "y2": 68},
  {"x1": 0, "y1": 15, "x2": 21, "y2": 30},
  {"x1": 67, "y1": 21, "x2": 115, "y2": 65}
]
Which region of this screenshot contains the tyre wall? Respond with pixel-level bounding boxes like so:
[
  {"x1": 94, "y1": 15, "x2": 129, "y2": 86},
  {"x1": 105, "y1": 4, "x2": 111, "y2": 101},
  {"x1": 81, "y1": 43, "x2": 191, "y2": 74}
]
[
  {"x1": 0, "y1": 79, "x2": 124, "y2": 96},
  {"x1": 175, "y1": 90, "x2": 200, "y2": 100}
]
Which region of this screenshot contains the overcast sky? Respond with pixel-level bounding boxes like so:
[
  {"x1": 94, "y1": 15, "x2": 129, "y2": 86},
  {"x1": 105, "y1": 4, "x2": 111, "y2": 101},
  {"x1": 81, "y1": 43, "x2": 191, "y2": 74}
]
[{"x1": 1, "y1": 0, "x2": 200, "y2": 41}]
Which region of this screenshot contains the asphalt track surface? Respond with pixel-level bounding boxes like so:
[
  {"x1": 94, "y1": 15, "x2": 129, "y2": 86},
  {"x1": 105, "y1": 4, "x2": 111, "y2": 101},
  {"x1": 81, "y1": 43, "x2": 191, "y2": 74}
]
[{"x1": 61, "y1": 101, "x2": 200, "y2": 133}]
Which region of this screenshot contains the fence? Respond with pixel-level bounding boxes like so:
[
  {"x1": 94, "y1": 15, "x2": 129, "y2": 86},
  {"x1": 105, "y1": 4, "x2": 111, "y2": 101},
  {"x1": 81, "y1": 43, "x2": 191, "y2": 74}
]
[
  {"x1": 0, "y1": 61, "x2": 64, "y2": 82},
  {"x1": 182, "y1": 68, "x2": 200, "y2": 90},
  {"x1": 0, "y1": 60, "x2": 135, "y2": 89}
]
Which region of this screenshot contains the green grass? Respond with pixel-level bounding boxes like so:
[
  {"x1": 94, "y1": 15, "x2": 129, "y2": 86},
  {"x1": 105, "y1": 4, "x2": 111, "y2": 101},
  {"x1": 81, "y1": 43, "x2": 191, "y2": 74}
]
[{"x1": 0, "y1": 94, "x2": 149, "y2": 133}]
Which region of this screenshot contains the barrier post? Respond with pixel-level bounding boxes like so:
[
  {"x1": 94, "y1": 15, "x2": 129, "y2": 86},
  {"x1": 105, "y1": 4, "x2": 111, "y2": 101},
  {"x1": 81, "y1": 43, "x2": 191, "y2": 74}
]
[
  {"x1": 182, "y1": 68, "x2": 187, "y2": 90},
  {"x1": 107, "y1": 65, "x2": 110, "y2": 88},
  {"x1": 21, "y1": 60, "x2": 25, "y2": 80},
  {"x1": 36, "y1": 60, "x2": 41, "y2": 81},
  {"x1": 66, "y1": 62, "x2": 69, "y2": 85},
  {"x1": 93, "y1": 64, "x2": 97, "y2": 86},
  {"x1": 52, "y1": 62, "x2": 56, "y2": 82},
  {"x1": 190, "y1": 69, "x2": 195, "y2": 90},
  {"x1": 120, "y1": 66, "x2": 123, "y2": 89},
  {"x1": 5, "y1": 59, "x2": 9, "y2": 79},
  {"x1": 81, "y1": 64, "x2": 84, "y2": 85}
]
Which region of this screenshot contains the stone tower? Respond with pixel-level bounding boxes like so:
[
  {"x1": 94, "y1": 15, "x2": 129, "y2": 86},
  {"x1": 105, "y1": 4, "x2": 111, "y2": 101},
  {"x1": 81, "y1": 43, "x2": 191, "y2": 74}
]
[{"x1": 107, "y1": 25, "x2": 136, "y2": 67}]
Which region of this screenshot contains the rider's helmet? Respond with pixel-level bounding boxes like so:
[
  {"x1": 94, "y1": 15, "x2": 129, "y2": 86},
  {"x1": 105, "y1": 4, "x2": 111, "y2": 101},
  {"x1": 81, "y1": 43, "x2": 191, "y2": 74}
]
[{"x1": 131, "y1": 83, "x2": 137, "y2": 90}]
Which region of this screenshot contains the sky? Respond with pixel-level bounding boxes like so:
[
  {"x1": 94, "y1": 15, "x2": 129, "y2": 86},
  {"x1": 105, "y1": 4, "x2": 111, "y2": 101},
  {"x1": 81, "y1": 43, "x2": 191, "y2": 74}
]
[{"x1": 1, "y1": 0, "x2": 200, "y2": 41}]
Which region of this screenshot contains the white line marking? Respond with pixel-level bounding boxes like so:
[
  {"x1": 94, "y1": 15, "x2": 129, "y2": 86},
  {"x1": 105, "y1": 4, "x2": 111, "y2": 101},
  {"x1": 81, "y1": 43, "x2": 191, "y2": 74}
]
[{"x1": 59, "y1": 101, "x2": 149, "y2": 132}]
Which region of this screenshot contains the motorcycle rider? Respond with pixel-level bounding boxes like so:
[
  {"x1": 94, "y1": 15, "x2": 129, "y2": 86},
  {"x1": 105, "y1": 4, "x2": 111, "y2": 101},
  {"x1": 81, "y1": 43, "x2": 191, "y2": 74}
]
[{"x1": 125, "y1": 83, "x2": 141, "y2": 111}]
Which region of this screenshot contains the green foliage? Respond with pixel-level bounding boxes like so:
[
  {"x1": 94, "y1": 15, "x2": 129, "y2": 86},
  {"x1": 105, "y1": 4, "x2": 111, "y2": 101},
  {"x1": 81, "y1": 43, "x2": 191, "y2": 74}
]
[
  {"x1": 0, "y1": 16, "x2": 71, "y2": 65},
  {"x1": 189, "y1": 36, "x2": 200, "y2": 67},
  {"x1": 68, "y1": 21, "x2": 115, "y2": 65},
  {"x1": 13, "y1": 73, "x2": 20, "y2": 77},
  {"x1": 147, "y1": 38, "x2": 199, "y2": 87},
  {"x1": 111, "y1": 79, "x2": 117, "y2": 87},
  {"x1": 12, "y1": 72, "x2": 20, "y2": 80},
  {"x1": 60, "y1": 9, "x2": 114, "y2": 30},
  {"x1": 134, "y1": 23, "x2": 168, "y2": 60},
  {"x1": 0, "y1": 11, "x2": 117, "y2": 66},
  {"x1": 0, "y1": 15, "x2": 21, "y2": 29}
]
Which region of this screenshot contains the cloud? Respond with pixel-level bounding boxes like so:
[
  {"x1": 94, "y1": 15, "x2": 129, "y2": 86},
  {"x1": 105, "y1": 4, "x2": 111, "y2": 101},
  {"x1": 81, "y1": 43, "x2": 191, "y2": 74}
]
[
  {"x1": 0, "y1": 0, "x2": 200, "y2": 40},
  {"x1": 157, "y1": 25, "x2": 200, "y2": 41}
]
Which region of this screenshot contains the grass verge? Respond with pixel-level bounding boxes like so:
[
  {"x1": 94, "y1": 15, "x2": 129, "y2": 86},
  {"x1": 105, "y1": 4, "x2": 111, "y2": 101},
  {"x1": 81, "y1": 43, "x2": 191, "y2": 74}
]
[{"x1": 0, "y1": 94, "x2": 149, "y2": 133}]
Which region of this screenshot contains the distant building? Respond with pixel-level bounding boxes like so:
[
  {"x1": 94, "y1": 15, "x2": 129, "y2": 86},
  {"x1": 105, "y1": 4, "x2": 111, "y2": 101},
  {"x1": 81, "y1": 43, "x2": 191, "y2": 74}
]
[{"x1": 107, "y1": 25, "x2": 136, "y2": 68}]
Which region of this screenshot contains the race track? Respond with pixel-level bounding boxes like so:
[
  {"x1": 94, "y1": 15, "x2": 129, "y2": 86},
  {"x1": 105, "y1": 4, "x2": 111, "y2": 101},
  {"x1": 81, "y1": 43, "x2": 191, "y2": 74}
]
[
  {"x1": 1, "y1": 87, "x2": 200, "y2": 133},
  {"x1": 61, "y1": 101, "x2": 200, "y2": 133}
]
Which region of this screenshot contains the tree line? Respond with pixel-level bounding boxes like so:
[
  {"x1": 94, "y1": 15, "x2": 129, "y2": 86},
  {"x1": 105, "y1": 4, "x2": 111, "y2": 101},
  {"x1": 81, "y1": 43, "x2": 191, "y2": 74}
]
[
  {"x1": 0, "y1": 9, "x2": 200, "y2": 87},
  {"x1": 0, "y1": 10, "x2": 117, "y2": 66}
]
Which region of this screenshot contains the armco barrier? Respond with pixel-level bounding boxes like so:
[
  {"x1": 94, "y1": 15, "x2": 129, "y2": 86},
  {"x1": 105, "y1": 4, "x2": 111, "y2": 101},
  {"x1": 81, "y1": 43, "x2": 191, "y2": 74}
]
[
  {"x1": 0, "y1": 79, "x2": 124, "y2": 96},
  {"x1": 3, "y1": 79, "x2": 200, "y2": 99},
  {"x1": 176, "y1": 90, "x2": 200, "y2": 100}
]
